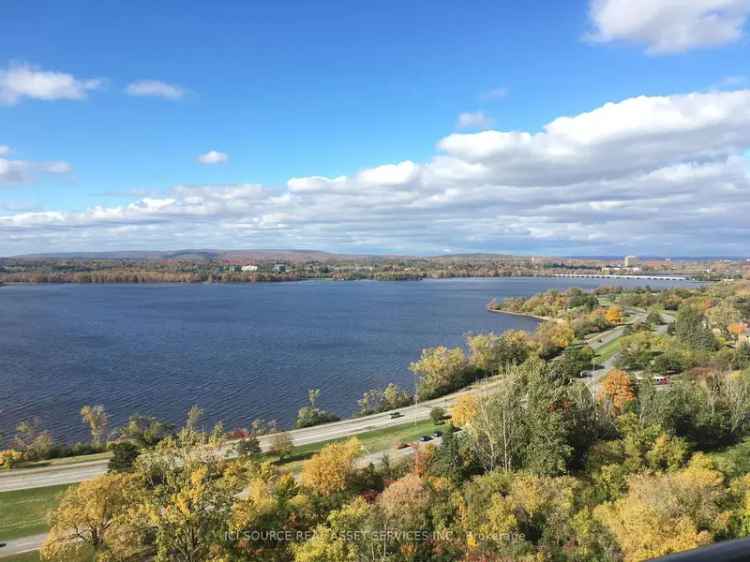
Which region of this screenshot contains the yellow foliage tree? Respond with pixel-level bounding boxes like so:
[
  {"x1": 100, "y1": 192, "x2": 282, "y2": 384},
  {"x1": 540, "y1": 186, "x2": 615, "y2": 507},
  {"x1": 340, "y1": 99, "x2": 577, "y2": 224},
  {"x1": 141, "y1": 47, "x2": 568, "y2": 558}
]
[
  {"x1": 301, "y1": 438, "x2": 362, "y2": 495},
  {"x1": 41, "y1": 473, "x2": 143, "y2": 562},
  {"x1": 0, "y1": 449, "x2": 23, "y2": 470},
  {"x1": 598, "y1": 369, "x2": 636, "y2": 415},
  {"x1": 451, "y1": 393, "x2": 479, "y2": 427},
  {"x1": 595, "y1": 456, "x2": 731, "y2": 561},
  {"x1": 230, "y1": 462, "x2": 310, "y2": 560},
  {"x1": 605, "y1": 305, "x2": 624, "y2": 325},
  {"x1": 535, "y1": 321, "x2": 575, "y2": 358}
]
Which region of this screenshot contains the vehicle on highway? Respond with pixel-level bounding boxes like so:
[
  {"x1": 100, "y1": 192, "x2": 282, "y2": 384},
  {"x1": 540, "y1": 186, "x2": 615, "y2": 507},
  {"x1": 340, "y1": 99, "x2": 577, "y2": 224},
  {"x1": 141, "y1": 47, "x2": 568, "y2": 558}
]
[{"x1": 389, "y1": 412, "x2": 402, "y2": 419}]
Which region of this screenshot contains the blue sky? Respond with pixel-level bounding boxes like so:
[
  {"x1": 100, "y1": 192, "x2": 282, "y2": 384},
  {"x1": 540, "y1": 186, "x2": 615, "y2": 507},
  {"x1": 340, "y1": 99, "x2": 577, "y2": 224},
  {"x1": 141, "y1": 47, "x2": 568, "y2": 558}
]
[{"x1": 2, "y1": 1, "x2": 750, "y2": 256}]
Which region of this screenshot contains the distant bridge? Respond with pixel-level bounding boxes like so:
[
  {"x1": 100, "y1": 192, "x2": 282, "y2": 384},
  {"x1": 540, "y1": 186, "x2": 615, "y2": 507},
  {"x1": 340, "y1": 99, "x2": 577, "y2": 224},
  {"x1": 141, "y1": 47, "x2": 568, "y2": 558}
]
[{"x1": 550, "y1": 273, "x2": 688, "y2": 281}]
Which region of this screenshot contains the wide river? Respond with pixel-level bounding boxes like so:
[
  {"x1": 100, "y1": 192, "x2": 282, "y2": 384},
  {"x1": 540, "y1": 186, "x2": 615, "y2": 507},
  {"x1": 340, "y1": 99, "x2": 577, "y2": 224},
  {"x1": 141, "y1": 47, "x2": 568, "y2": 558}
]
[{"x1": 0, "y1": 277, "x2": 698, "y2": 443}]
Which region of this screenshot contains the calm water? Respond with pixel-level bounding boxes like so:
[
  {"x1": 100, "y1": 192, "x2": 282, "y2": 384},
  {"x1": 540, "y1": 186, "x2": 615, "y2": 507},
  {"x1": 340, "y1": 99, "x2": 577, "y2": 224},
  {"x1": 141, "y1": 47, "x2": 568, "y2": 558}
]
[{"x1": 0, "y1": 277, "x2": 698, "y2": 443}]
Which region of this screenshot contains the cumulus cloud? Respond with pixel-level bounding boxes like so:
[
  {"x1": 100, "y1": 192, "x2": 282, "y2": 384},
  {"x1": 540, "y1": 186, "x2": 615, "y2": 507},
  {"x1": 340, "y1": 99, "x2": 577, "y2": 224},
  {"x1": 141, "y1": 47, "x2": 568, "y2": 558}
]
[
  {"x1": 126, "y1": 80, "x2": 185, "y2": 100},
  {"x1": 0, "y1": 146, "x2": 73, "y2": 185},
  {"x1": 0, "y1": 62, "x2": 102, "y2": 105},
  {"x1": 3, "y1": 89, "x2": 750, "y2": 256},
  {"x1": 197, "y1": 150, "x2": 229, "y2": 165},
  {"x1": 456, "y1": 111, "x2": 494, "y2": 130},
  {"x1": 587, "y1": 0, "x2": 750, "y2": 54}
]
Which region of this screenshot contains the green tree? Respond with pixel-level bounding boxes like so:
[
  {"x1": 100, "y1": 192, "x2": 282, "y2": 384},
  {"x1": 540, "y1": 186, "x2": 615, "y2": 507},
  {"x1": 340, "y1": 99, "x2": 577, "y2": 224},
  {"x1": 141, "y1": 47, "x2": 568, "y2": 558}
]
[
  {"x1": 108, "y1": 442, "x2": 140, "y2": 473},
  {"x1": 674, "y1": 305, "x2": 718, "y2": 352},
  {"x1": 295, "y1": 389, "x2": 340, "y2": 429}
]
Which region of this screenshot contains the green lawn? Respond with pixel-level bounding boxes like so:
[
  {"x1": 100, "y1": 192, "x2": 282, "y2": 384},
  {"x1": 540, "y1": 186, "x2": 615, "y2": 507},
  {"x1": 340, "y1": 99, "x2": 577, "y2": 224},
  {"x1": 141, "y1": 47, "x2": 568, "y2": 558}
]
[
  {"x1": 594, "y1": 337, "x2": 622, "y2": 364},
  {"x1": 275, "y1": 418, "x2": 444, "y2": 473},
  {"x1": 0, "y1": 551, "x2": 41, "y2": 562},
  {"x1": 0, "y1": 484, "x2": 73, "y2": 542},
  {"x1": 12, "y1": 451, "x2": 111, "y2": 471}
]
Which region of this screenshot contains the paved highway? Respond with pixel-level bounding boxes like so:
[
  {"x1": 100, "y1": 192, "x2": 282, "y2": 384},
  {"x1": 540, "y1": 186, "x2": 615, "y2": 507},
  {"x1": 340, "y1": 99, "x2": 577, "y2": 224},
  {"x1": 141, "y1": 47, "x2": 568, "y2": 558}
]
[
  {"x1": 0, "y1": 533, "x2": 47, "y2": 557},
  {"x1": 0, "y1": 378, "x2": 496, "y2": 493}
]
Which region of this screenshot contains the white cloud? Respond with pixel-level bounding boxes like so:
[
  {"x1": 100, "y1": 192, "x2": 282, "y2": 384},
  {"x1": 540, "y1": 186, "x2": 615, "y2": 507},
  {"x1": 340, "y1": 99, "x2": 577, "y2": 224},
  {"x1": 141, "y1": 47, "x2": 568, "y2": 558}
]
[
  {"x1": 3, "y1": 89, "x2": 750, "y2": 256},
  {"x1": 588, "y1": 0, "x2": 750, "y2": 54},
  {"x1": 456, "y1": 111, "x2": 494, "y2": 130},
  {"x1": 0, "y1": 146, "x2": 73, "y2": 184},
  {"x1": 480, "y1": 87, "x2": 508, "y2": 101},
  {"x1": 197, "y1": 150, "x2": 229, "y2": 165},
  {"x1": 0, "y1": 62, "x2": 102, "y2": 105},
  {"x1": 126, "y1": 80, "x2": 185, "y2": 100}
]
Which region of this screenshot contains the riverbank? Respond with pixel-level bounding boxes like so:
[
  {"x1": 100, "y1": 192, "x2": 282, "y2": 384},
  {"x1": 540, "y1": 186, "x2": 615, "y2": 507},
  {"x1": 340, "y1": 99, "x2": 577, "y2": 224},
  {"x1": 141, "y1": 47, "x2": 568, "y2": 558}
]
[{"x1": 486, "y1": 306, "x2": 552, "y2": 322}]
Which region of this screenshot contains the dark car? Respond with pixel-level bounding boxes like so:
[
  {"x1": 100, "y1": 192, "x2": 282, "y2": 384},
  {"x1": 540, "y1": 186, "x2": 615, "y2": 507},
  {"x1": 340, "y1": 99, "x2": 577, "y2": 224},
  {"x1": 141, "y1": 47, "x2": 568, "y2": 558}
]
[
  {"x1": 419, "y1": 435, "x2": 432, "y2": 442},
  {"x1": 389, "y1": 412, "x2": 402, "y2": 419}
]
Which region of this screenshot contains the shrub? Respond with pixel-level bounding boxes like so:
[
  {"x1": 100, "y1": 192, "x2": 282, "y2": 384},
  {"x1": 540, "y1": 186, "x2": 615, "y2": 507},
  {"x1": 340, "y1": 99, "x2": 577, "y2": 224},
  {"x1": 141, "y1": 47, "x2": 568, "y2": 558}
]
[
  {"x1": 430, "y1": 407, "x2": 446, "y2": 424},
  {"x1": 0, "y1": 449, "x2": 24, "y2": 469}
]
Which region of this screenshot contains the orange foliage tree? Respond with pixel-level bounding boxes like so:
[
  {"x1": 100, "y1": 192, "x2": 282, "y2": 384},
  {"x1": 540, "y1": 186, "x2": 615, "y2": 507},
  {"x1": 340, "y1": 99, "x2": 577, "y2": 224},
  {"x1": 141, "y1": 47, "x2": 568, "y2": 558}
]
[{"x1": 598, "y1": 369, "x2": 636, "y2": 415}]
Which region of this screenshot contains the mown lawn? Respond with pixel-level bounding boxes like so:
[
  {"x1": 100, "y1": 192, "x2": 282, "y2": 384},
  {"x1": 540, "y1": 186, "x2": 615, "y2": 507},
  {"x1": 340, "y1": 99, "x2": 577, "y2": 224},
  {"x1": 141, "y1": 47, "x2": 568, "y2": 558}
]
[
  {"x1": 275, "y1": 418, "x2": 445, "y2": 473},
  {"x1": 0, "y1": 547, "x2": 92, "y2": 562},
  {"x1": 0, "y1": 551, "x2": 42, "y2": 562},
  {"x1": 594, "y1": 337, "x2": 622, "y2": 364},
  {"x1": 12, "y1": 451, "x2": 111, "y2": 471},
  {"x1": 0, "y1": 484, "x2": 73, "y2": 542}
]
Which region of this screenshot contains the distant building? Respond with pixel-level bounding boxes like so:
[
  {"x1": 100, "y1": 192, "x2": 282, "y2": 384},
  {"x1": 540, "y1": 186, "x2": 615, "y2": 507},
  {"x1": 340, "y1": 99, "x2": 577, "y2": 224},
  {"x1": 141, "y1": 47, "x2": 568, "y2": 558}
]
[
  {"x1": 624, "y1": 256, "x2": 638, "y2": 267},
  {"x1": 241, "y1": 264, "x2": 259, "y2": 272},
  {"x1": 272, "y1": 263, "x2": 288, "y2": 273}
]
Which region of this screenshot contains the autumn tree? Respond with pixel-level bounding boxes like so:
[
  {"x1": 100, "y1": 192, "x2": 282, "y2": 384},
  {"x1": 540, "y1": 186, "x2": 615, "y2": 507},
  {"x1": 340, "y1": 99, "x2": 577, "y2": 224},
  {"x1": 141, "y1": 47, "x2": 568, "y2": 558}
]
[
  {"x1": 81, "y1": 405, "x2": 109, "y2": 448},
  {"x1": 534, "y1": 321, "x2": 575, "y2": 359},
  {"x1": 605, "y1": 305, "x2": 624, "y2": 325},
  {"x1": 184, "y1": 405, "x2": 204, "y2": 431},
  {"x1": 379, "y1": 473, "x2": 432, "y2": 529},
  {"x1": 114, "y1": 414, "x2": 174, "y2": 448},
  {"x1": 598, "y1": 369, "x2": 636, "y2": 416},
  {"x1": 410, "y1": 345, "x2": 470, "y2": 399},
  {"x1": 595, "y1": 455, "x2": 732, "y2": 561},
  {"x1": 12, "y1": 417, "x2": 54, "y2": 461},
  {"x1": 450, "y1": 393, "x2": 479, "y2": 427},
  {"x1": 42, "y1": 473, "x2": 144, "y2": 562},
  {"x1": 231, "y1": 463, "x2": 311, "y2": 560},
  {"x1": 357, "y1": 383, "x2": 412, "y2": 416},
  {"x1": 301, "y1": 438, "x2": 362, "y2": 496},
  {"x1": 292, "y1": 497, "x2": 383, "y2": 562},
  {"x1": 295, "y1": 388, "x2": 340, "y2": 429},
  {"x1": 134, "y1": 425, "x2": 241, "y2": 562},
  {"x1": 466, "y1": 330, "x2": 530, "y2": 374}
]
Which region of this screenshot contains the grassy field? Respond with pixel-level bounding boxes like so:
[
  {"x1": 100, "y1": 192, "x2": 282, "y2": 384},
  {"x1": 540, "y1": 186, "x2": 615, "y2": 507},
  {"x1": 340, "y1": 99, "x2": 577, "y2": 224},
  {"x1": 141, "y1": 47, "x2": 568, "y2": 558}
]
[
  {"x1": 274, "y1": 418, "x2": 444, "y2": 472},
  {"x1": 12, "y1": 451, "x2": 111, "y2": 471},
  {"x1": 594, "y1": 336, "x2": 622, "y2": 364},
  {"x1": 0, "y1": 551, "x2": 41, "y2": 562},
  {"x1": 0, "y1": 484, "x2": 73, "y2": 542}
]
